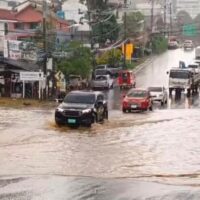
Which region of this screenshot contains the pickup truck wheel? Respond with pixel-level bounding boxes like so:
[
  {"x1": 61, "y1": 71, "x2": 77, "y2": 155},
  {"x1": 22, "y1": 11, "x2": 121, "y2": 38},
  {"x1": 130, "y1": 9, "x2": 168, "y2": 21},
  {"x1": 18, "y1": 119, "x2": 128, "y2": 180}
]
[
  {"x1": 85, "y1": 119, "x2": 92, "y2": 128},
  {"x1": 104, "y1": 109, "x2": 108, "y2": 120},
  {"x1": 96, "y1": 106, "x2": 104, "y2": 123},
  {"x1": 161, "y1": 101, "x2": 164, "y2": 106}
]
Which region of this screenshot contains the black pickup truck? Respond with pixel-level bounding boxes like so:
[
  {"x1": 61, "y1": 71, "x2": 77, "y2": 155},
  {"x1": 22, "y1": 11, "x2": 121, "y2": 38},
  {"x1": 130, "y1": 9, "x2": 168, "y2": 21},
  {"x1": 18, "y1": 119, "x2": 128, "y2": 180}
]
[{"x1": 55, "y1": 91, "x2": 108, "y2": 127}]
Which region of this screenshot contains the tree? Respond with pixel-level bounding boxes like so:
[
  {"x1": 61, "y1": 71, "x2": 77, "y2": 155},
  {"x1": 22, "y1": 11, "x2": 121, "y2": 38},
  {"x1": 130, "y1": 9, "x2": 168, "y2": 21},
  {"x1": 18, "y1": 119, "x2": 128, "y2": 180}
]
[
  {"x1": 96, "y1": 49, "x2": 122, "y2": 65},
  {"x1": 92, "y1": 14, "x2": 119, "y2": 45},
  {"x1": 85, "y1": 0, "x2": 108, "y2": 10},
  {"x1": 125, "y1": 11, "x2": 145, "y2": 38},
  {"x1": 57, "y1": 41, "x2": 92, "y2": 78}
]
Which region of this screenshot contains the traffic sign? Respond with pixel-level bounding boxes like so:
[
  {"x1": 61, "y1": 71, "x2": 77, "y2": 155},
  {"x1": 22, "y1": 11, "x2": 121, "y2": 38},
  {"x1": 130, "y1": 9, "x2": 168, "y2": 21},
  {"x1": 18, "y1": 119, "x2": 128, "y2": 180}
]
[{"x1": 182, "y1": 24, "x2": 197, "y2": 36}]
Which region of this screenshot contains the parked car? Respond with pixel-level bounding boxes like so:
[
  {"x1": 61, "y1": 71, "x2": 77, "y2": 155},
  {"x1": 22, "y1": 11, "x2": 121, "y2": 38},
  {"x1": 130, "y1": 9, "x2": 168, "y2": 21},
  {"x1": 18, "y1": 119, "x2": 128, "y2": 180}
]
[
  {"x1": 93, "y1": 69, "x2": 111, "y2": 77},
  {"x1": 55, "y1": 91, "x2": 108, "y2": 127},
  {"x1": 68, "y1": 75, "x2": 88, "y2": 90},
  {"x1": 148, "y1": 86, "x2": 168, "y2": 105},
  {"x1": 95, "y1": 64, "x2": 122, "y2": 77},
  {"x1": 91, "y1": 75, "x2": 114, "y2": 90},
  {"x1": 118, "y1": 70, "x2": 136, "y2": 89},
  {"x1": 183, "y1": 40, "x2": 194, "y2": 50},
  {"x1": 168, "y1": 40, "x2": 179, "y2": 49},
  {"x1": 122, "y1": 88, "x2": 153, "y2": 112}
]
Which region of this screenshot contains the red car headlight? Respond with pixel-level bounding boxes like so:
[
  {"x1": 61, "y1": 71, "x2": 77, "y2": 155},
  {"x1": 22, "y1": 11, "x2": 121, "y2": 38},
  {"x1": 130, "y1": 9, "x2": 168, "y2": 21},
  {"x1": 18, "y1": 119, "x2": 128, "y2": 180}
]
[
  {"x1": 123, "y1": 100, "x2": 129, "y2": 108},
  {"x1": 141, "y1": 100, "x2": 148, "y2": 108}
]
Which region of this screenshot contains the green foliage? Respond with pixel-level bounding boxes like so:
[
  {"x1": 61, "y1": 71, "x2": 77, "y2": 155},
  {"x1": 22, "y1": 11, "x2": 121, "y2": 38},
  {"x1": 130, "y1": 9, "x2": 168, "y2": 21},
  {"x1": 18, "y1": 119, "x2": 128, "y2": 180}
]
[
  {"x1": 93, "y1": 15, "x2": 119, "y2": 45},
  {"x1": 151, "y1": 36, "x2": 168, "y2": 54},
  {"x1": 96, "y1": 49, "x2": 122, "y2": 65},
  {"x1": 57, "y1": 41, "x2": 92, "y2": 78},
  {"x1": 86, "y1": 0, "x2": 108, "y2": 9},
  {"x1": 125, "y1": 11, "x2": 144, "y2": 38}
]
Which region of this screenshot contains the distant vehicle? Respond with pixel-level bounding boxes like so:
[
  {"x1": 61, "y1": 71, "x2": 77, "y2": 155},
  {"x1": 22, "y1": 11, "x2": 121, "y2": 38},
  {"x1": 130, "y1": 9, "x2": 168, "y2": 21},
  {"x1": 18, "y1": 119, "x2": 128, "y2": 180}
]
[
  {"x1": 68, "y1": 75, "x2": 88, "y2": 90},
  {"x1": 168, "y1": 41, "x2": 179, "y2": 50},
  {"x1": 55, "y1": 91, "x2": 108, "y2": 127},
  {"x1": 118, "y1": 70, "x2": 136, "y2": 89},
  {"x1": 95, "y1": 64, "x2": 122, "y2": 77},
  {"x1": 183, "y1": 40, "x2": 194, "y2": 50},
  {"x1": 195, "y1": 46, "x2": 200, "y2": 59},
  {"x1": 148, "y1": 86, "x2": 168, "y2": 105},
  {"x1": 122, "y1": 88, "x2": 153, "y2": 112},
  {"x1": 167, "y1": 68, "x2": 200, "y2": 96},
  {"x1": 91, "y1": 75, "x2": 114, "y2": 90},
  {"x1": 187, "y1": 63, "x2": 200, "y2": 74},
  {"x1": 94, "y1": 69, "x2": 111, "y2": 77}
]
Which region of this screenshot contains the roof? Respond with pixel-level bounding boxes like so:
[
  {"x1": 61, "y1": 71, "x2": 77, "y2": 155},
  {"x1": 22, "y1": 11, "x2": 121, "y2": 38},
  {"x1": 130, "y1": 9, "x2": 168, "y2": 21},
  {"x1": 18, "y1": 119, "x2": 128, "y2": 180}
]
[
  {"x1": 0, "y1": 9, "x2": 16, "y2": 21},
  {"x1": 15, "y1": 5, "x2": 42, "y2": 23}
]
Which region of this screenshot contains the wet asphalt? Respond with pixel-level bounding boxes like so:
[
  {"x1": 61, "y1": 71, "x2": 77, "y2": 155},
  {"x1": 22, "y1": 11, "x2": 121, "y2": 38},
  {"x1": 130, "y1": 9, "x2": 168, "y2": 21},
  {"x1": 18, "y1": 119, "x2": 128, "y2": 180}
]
[{"x1": 1, "y1": 49, "x2": 200, "y2": 199}]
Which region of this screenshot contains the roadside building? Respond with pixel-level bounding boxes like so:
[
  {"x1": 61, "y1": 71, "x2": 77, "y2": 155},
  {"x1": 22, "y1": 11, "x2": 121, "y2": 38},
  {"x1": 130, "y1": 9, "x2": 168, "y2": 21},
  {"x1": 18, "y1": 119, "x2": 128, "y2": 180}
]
[{"x1": 0, "y1": 1, "x2": 70, "y2": 98}]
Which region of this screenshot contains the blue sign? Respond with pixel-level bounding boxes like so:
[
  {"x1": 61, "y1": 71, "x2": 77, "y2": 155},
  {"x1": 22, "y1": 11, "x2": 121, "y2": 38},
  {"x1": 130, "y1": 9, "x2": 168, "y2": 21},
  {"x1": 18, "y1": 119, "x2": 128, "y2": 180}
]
[{"x1": 57, "y1": 11, "x2": 65, "y2": 19}]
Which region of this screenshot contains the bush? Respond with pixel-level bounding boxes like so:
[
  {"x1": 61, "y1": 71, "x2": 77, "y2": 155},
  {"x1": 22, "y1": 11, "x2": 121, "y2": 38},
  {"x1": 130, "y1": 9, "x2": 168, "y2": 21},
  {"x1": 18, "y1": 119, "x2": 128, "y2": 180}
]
[
  {"x1": 96, "y1": 49, "x2": 122, "y2": 65},
  {"x1": 151, "y1": 36, "x2": 168, "y2": 54}
]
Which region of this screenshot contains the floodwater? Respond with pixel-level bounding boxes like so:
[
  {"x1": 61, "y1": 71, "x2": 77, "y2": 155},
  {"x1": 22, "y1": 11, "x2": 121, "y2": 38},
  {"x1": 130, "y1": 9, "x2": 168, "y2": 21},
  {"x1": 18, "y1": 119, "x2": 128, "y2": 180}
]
[{"x1": 1, "y1": 49, "x2": 200, "y2": 199}]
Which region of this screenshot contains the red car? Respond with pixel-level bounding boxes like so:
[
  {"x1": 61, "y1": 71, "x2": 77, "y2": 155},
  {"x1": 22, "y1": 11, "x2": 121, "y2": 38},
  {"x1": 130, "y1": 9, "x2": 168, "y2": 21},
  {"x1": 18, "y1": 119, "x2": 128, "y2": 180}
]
[{"x1": 122, "y1": 88, "x2": 153, "y2": 112}]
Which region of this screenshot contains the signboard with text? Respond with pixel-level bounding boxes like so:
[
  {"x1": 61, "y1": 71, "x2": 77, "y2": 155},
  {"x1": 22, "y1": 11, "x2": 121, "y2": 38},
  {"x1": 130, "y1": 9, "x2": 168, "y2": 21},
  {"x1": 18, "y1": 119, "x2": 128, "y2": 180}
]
[{"x1": 20, "y1": 72, "x2": 44, "y2": 81}]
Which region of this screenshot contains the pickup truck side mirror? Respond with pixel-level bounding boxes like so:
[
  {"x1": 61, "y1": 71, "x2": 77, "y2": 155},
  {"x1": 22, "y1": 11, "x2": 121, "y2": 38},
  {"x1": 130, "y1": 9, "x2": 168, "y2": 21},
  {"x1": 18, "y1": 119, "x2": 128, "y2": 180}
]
[
  {"x1": 96, "y1": 100, "x2": 103, "y2": 107},
  {"x1": 166, "y1": 71, "x2": 169, "y2": 75},
  {"x1": 55, "y1": 98, "x2": 63, "y2": 103}
]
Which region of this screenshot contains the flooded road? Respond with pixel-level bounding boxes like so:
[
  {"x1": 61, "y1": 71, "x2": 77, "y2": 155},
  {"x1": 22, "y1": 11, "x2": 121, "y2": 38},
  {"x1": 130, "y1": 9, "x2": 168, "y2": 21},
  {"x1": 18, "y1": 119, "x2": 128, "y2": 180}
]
[{"x1": 1, "y1": 49, "x2": 200, "y2": 199}]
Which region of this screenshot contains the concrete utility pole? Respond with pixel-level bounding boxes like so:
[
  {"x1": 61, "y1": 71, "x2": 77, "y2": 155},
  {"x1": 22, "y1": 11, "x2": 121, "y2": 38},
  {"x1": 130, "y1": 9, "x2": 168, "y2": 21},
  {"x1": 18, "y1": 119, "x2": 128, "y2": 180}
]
[
  {"x1": 123, "y1": 0, "x2": 127, "y2": 68},
  {"x1": 150, "y1": 0, "x2": 154, "y2": 34},
  {"x1": 43, "y1": 0, "x2": 47, "y2": 99},
  {"x1": 169, "y1": 2, "x2": 172, "y2": 36},
  {"x1": 163, "y1": 0, "x2": 167, "y2": 36}
]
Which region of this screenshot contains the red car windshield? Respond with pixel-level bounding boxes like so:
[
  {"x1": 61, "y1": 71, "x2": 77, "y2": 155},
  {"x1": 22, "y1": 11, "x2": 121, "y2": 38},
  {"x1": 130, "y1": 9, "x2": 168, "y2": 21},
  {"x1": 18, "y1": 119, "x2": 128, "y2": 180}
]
[{"x1": 127, "y1": 90, "x2": 148, "y2": 98}]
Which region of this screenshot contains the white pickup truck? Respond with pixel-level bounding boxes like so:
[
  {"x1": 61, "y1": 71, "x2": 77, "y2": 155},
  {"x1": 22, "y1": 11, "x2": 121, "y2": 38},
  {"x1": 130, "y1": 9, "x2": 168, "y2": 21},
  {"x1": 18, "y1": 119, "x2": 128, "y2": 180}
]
[{"x1": 168, "y1": 68, "x2": 200, "y2": 96}]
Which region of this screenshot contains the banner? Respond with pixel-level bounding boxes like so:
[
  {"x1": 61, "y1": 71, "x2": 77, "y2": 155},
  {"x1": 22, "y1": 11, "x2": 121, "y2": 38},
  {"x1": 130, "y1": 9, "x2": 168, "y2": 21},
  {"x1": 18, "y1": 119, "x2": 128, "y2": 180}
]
[
  {"x1": 4, "y1": 40, "x2": 38, "y2": 61},
  {"x1": 122, "y1": 43, "x2": 134, "y2": 61}
]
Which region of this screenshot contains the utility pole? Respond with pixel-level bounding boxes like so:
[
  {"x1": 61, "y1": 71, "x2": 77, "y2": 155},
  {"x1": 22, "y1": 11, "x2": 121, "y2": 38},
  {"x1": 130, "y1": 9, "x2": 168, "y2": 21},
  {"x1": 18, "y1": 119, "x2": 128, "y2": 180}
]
[
  {"x1": 163, "y1": 0, "x2": 167, "y2": 36},
  {"x1": 151, "y1": 0, "x2": 154, "y2": 34},
  {"x1": 123, "y1": 0, "x2": 127, "y2": 69},
  {"x1": 42, "y1": 0, "x2": 47, "y2": 100},
  {"x1": 169, "y1": 2, "x2": 172, "y2": 36}
]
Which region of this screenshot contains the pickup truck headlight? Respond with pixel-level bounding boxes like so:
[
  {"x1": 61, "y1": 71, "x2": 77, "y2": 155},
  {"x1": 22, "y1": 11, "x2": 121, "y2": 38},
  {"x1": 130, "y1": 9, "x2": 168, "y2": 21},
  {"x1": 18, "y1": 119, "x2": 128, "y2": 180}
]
[
  {"x1": 57, "y1": 107, "x2": 64, "y2": 112},
  {"x1": 82, "y1": 109, "x2": 92, "y2": 114}
]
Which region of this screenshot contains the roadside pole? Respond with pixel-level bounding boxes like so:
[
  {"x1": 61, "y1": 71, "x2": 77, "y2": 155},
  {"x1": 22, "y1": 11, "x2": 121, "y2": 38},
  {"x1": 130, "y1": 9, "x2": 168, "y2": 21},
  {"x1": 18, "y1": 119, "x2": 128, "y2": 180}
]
[
  {"x1": 43, "y1": 0, "x2": 47, "y2": 100},
  {"x1": 164, "y1": 0, "x2": 167, "y2": 36},
  {"x1": 169, "y1": 2, "x2": 172, "y2": 36},
  {"x1": 23, "y1": 81, "x2": 25, "y2": 99},
  {"x1": 123, "y1": 0, "x2": 127, "y2": 69}
]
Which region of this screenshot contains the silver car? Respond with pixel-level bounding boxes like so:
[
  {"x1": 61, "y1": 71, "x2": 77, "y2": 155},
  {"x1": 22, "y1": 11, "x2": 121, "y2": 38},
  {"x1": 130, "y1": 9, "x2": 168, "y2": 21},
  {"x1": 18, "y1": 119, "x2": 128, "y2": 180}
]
[
  {"x1": 91, "y1": 75, "x2": 114, "y2": 90},
  {"x1": 148, "y1": 86, "x2": 168, "y2": 106}
]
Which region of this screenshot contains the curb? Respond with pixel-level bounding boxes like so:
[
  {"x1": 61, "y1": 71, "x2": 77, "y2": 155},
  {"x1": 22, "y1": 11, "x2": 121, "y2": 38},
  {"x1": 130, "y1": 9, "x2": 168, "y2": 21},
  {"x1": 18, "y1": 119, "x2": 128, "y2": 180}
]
[{"x1": 133, "y1": 56, "x2": 156, "y2": 74}]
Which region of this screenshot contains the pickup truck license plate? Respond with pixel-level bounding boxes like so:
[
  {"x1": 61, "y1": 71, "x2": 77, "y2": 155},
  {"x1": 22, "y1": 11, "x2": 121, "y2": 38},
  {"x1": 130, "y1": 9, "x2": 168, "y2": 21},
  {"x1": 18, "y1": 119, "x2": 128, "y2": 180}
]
[{"x1": 68, "y1": 119, "x2": 76, "y2": 124}]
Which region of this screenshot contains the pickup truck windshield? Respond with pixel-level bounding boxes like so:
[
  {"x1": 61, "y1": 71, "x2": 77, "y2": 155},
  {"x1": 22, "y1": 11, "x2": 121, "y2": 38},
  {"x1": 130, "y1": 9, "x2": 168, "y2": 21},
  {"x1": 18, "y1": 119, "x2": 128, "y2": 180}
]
[
  {"x1": 64, "y1": 94, "x2": 96, "y2": 104},
  {"x1": 169, "y1": 71, "x2": 191, "y2": 79}
]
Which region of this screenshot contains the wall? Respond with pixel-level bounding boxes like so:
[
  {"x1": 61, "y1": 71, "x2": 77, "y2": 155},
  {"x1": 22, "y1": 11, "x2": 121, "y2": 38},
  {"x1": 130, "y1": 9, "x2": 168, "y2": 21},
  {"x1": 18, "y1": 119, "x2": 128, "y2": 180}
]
[{"x1": 0, "y1": 22, "x2": 5, "y2": 52}]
